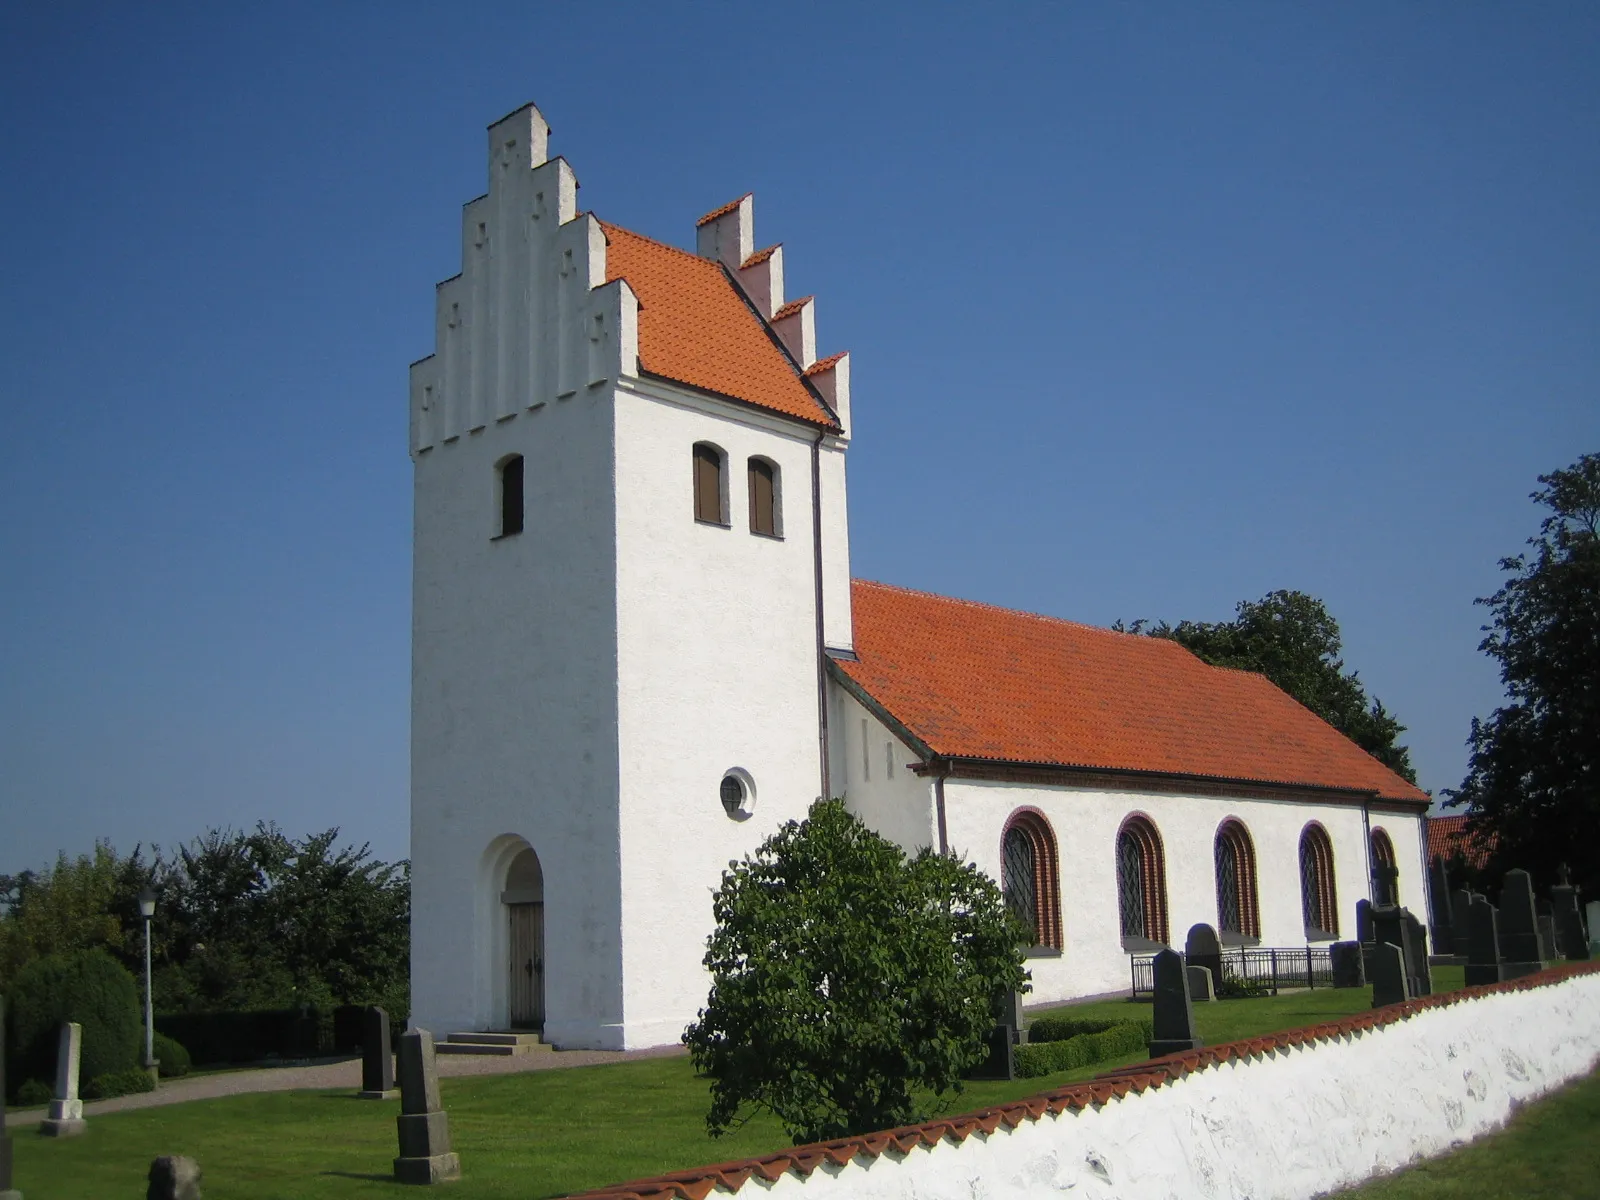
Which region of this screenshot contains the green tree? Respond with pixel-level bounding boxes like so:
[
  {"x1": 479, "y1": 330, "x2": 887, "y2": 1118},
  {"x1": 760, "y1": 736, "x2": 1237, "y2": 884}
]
[
  {"x1": 1118, "y1": 590, "x2": 1415, "y2": 781},
  {"x1": 1449, "y1": 453, "x2": 1600, "y2": 893},
  {"x1": 683, "y1": 800, "x2": 1028, "y2": 1145}
]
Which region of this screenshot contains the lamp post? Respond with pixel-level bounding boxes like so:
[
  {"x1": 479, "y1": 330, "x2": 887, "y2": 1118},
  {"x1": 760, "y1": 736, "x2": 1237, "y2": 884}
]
[{"x1": 137, "y1": 886, "x2": 158, "y2": 1084}]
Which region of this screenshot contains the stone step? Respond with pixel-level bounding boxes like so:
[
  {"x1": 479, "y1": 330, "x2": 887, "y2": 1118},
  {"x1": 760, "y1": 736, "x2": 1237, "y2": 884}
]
[{"x1": 435, "y1": 1031, "x2": 551, "y2": 1056}]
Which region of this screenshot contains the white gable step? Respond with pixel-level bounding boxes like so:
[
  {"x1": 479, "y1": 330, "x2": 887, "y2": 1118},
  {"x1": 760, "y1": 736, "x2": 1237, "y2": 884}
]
[{"x1": 436, "y1": 1031, "x2": 551, "y2": 1056}]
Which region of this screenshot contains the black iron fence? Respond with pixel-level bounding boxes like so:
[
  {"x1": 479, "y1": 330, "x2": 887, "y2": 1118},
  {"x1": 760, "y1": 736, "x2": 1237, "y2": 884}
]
[{"x1": 1130, "y1": 945, "x2": 1335, "y2": 999}]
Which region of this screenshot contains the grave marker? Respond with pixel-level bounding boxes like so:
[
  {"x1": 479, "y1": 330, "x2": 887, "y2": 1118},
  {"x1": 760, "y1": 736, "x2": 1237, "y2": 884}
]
[
  {"x1": 147, "y1": 1155, "x2": 203, "y2": 1200},
  {"x1": 1498, "y1": 870, "x2": 1544, "y2": 980},
  {"x1": 0, "y1": 997, "x2": 19, "y2": 1200},
  {"x1": 1449, "y1": 888, "x2": 1473, "y2": 957},
  {"x1": 1330, "y1": 941, "x2": 1365, "y2": 988},
  {"x1": 1148, "y1": 949, "x2": 1203, "y2": 1058},
  {"x1": 360, "y1": 1007, "x2": 397, "y2": 1099},
  {"x1": 1402, "y1": 910, "x2": 1433, "y2": 997},
  {"x1": 1355, "y1": 898, "x2": 1374, "y2": 945},
  {"x1": 38, "y1": 1022, "x2": 86, "y2": 1137},
  {"x1": 1550, "y1": 882, "x2": 1589, "y2": 962},
  {"x1": 1185, "y1": 964, "x2": 1216, "y2": 1002},
  {"x1": 1587, "y1": 901, "x2": 1600, "y2": 955},
  {"x1": 1369, "y1": 942, "x2": 1411, "y2": 1008},
  {"x1": 1184, "y1": 924, "x2": 1223, "y2": 995},
  {"x1": 1465, "y1": 896, "x2": 1503, "y2": 986},
  {"x1": 394, "y1": 1030, "x2": 461, "y2": 1184},
  {"x1": 1427, "y1": 859, "x2": 1453, "y2": 952}
]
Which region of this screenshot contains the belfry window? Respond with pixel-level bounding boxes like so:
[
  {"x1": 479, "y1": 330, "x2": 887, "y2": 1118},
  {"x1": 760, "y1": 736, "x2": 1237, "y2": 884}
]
[
  {"x1": 1214, "y1": 819, "x2": 1261, "y2": 942},
  {"x1": 1300, "y1": 823, "x2": 1339, "y2": 940},
  {"x1": 498, "y1": 455, "x2": 524, "y2": 537},
  {"x1": 1116, "y1": 815, "x2": 1168, "y2": 948},
  {"x1": 1000, "y1": 810, "x2": 1062, "y2": 950},
  {"x1": 693, "y1": 443, "x2": 728, "y2": 525},
  {"x1": 748, "y1": 457, "x2": 779, "y2": 537}
]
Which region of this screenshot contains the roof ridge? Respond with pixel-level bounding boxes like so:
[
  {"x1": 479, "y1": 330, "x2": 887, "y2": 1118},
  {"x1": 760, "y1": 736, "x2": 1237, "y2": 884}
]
[
  {"x1": 696, "y1": 193, "x2": 753, "y2": 227},
  {"x1": 849, "y1": 578, "x2": 1183, "y2": 647},
  {"x1": 597, "y1": 219, "x2": 719, "y2": 269}
]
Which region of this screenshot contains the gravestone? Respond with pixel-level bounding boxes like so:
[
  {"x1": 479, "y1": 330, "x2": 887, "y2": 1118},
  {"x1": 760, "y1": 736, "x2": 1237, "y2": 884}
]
[
  {"x1": 1373, "y1": 864, "x2": 1400, "y2": 909},
  {"x1": 147, "y1": 1155, "x2": 202, "y2": 1200},
  {"x1": 1148, "y1": 949, "x2": 1203, "y2": 1058},
  {"x1": 1449, "y1": 888, "x2": 1473, "y2": 957},
  {"x1": 1427, "y1": 859, "x2": 1454, "y2": 953},
  {"x1": 1330, "y1": 941, "x2": 1365, "y2": 988},
  {"x1": 0, "y1": 997, "x2": 20, "y2": 1200},
  {"x1": 966, "y1": 990, "x2": 1021, "y2": 1080},
  {"x1": 38, "y1": 1022, "x2": 86, "y2": 1137},
  {"x1": 1401, "y1": 910, "x2": 1433, "y2": 997},
  {"x1": 1536, "y1": 914, "x2": 1558, "y2": 962},
  {"x1": 1369, "y1": 942, "x2": 1411, "y2": 1008},
  {"x1": 360, "y1": 1006, "x2": 397, "y2": 1099},
  {"x1": 1184, "y1": 924, "x2": 1223, "y2": 994},
  {"x1": 1550, "y1": 883, "x2": 1589, "y2": 961},
  {"x1": 1355, "y1": 898, "x2": 1374, "y2": 945},
  {"x1": 1185, "y1": 964, "x2": 1216, "y2": 1002},
  {"x1": 1588, "y1": 901, "x2": 1600, "y2": 955},
  {"x1": 1465, "y1": 896, "x2": 1503, "y2": 987},
  {"x1": 394, "y1": 1030, "x2": 461, "y2": 1184},
  {"x1": 1498, "y1": 870, "x2": 1544, "y2": 980}
]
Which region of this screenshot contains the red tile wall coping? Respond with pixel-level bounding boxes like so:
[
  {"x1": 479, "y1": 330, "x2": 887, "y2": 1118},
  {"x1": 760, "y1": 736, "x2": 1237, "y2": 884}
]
[{"x1": 567, "y1": 961, "x2": 1600, "y2": 1200}]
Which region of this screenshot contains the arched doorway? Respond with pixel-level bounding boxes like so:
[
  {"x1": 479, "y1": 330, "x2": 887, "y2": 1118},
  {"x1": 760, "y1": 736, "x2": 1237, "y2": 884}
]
[{"x1": 501, "y1": 847, "x2": 544, "y2": 1030}]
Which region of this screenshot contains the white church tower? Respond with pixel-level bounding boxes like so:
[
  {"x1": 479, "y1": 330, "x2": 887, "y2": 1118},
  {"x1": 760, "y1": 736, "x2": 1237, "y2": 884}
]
[{"x1": 409, "y1": 104, "x2": 853, "y2": 1049}]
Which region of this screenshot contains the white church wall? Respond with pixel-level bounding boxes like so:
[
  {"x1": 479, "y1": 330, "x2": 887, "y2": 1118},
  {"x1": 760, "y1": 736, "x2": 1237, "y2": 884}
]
[
  {"x1": 612, "y1": 379, "x2": 827, "y2": 1049},
  {"x1": 1371, "y1": 811, "x2": 1430, "y2": 925},
  {"x1": 832, "y1": 688, "x2": 938, "y2": 856}
]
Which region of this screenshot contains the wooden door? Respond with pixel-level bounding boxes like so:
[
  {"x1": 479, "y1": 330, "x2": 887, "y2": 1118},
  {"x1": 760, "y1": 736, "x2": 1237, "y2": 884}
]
[{"x1": 508, "y1": 902, "x2": 544, "y2": 1029}]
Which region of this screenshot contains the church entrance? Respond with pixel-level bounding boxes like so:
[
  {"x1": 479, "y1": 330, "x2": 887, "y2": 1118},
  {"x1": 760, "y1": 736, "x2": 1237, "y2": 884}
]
[{"x1": 502, "y1": 846, "x2": 544, "y2": 1030}]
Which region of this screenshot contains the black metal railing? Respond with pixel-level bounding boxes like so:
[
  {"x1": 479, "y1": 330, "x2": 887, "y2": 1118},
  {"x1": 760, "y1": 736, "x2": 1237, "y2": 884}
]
[{"x1": 1130, "y1": 945, "x2": 1335, "y2": 999}]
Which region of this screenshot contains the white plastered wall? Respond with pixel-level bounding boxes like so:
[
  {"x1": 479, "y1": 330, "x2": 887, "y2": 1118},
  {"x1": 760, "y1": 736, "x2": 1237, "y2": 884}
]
[{"x1": 831, "y1": 688, "x2": 937, "y2": 855}]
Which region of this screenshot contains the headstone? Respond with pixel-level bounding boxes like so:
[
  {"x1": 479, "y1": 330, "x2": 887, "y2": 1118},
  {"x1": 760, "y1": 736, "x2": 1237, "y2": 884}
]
[
  {"x1": 1370, "y1": 942, "x2": 1411, "y2": 1008},
  {"x1": 1465, "y1": 896, "x2": 1503, "y2": 986},
  {"x1": 1374, "y1": 864, "x2": 1400, "y2": 909},
  {"x1": 394, "y1": 1030, "x2": 461, "y2": 1184},
  {"x1": 1330, "y1": 940, "x2": 1365, "y2": 988},
  {"x1": 1498, "y1": 870, "x2": 1544, "y2": 979},
  {"x1": 1184, "y1": 924, "x2": 1223, "y2": 994},
  {"x1": 1588, "y1": 901, "x2": 1600, "y2": 955},
  {"x1": 1355, "y1": 899, "x2": 1374, "y2": 944},
  {"x1": 1185, "y1": 964, "x2": 1216, "y2": 1002},
  {"x1": 1402, "y1": 910, "x2": 1433, "y2": 996},
  {"x1": 0, "y1": 997, "x2": 19, "y2": 1200},
  {"x1": 1449, "y1": 888, "x2": 1473, "y2": 957},
  {"x1": 1536, "y1": 914, "x2": 1558, "y2": 962},
  {"x1": 966, "y1": 1024, "x2": 1016, "y2": 1081},
  {"x1": 1148, "y1": 949, "x2": 1203, "y2": 1057},
  {"x1": 147, "y1": 1155, "x2": 203, "y2": 1200},
  {"x1": 1427, "y1": 859, "x2": 1453, "y2": 951},
  {"x1": 1550, "y1": 884, "x2": 1589, "y2": 961},
  {"x1": 38, "y1": 1022, "x2": 86, "y2": 1137},
  {"x1": 360, "y1": 1007, "x2": 397, "y2": 1099}
]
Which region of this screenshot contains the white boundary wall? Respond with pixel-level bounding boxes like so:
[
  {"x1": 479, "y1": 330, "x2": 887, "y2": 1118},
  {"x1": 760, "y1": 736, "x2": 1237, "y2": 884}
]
[{"x1": 620, "y1": 971, "x2": 1600, "y2": 1200}]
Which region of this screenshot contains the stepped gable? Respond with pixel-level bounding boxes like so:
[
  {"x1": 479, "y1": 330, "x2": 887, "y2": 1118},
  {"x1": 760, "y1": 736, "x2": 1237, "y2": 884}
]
[
  {"x1": 599, "y1": 221, "x2": 837, "y2": 428},
  {"x1": 833, "y1": 580, "x2": 1429, "y2": 805}
]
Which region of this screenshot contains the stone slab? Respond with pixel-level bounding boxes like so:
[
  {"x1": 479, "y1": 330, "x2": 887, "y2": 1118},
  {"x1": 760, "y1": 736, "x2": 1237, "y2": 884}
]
[
  {"x1": 359, "y1": 1089, "x2": 400, "y2": 1101},
  {"x1": 1330, "y1": 940, "x2": 1365, "y2": 988},
  {"x1": 38, "y1": 1117, "x2": 87, "y2": 1138},
  {"x1": 1498, "y1": 870, "x2": 1541, "y2": 965},
  {"x1": 397, "y1": 1111, "x2": 453, "y2": 1159},
  {"x1": 394, "y1": 1153, "x2": 461, "y2": 1185},
  {"x1": 362, "y1": 1007, "x2": 395, "y2": 1096},
  {"x1": 1185, "y1": 965, "x2": 1215, "y2": 1002},
  {"x1": 1465, "y1": 896, "x2": 1503, "y2": 987},
  {"x1": 1149, "y1": 949, "x2": 1202, "y2": 1057},
  {"x1": 1370, "y1": 942, "x2": 1411, "y2": 1008}
]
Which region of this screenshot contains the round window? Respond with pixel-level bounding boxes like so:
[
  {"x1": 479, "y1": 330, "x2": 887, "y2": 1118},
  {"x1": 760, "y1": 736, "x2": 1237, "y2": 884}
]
[{"x1": 720, "y1": 770, "x2": 755, "y2": 819}]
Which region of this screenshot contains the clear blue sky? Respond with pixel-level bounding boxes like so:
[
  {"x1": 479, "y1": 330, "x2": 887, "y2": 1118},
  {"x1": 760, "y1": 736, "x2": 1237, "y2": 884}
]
[{"x1": 2, "y1": 3, "x2": 1595, "y2": 874}]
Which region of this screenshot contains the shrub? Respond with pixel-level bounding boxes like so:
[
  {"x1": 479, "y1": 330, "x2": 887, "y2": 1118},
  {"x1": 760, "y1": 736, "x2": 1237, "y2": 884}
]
[
  {"x1": 1014, "y1": 1020, "x2": 1152, "y2": 1078},
  {"x1": 152, "y1": 1031, "x2": 191, "y2": 1078},
  {"x1": 15, "y1": 1078, "x2": 53, "y2": 1108},
  {"x1": 5, "y1": 948, "x2": 142, "y2": 1100},
  {"x1": 1027, "y1": 1015, "x2": 1136, "y2": 1044},
  {"x1": 84, "y1": 1067, "x2": 156, "y2": 1100}
]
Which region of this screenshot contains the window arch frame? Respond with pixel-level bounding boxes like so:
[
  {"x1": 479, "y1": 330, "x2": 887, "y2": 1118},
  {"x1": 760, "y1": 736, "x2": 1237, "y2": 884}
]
[
  {"x1": 1369, "y1": 826, "x2": 1398, "y2": 906},
  {"x1": 1115, "y1": 813, "x2": 1169, "y2": 950},
  {"x1": 495, "y1": 453, "x2": 525, "y2": 538},
  {"x1": 1213, "y1": 818, "x2": 1261, "y2": 944},
  {"x1": 747, "y1": 455, "x2": 782, "y2": 538},
  {"x1": 692, "y1": 441, "x2": 729, "y2": 527},
  {"x1": 1299, "y1": 822, "x2": 1340, "y2": 941},
  {"x1": 1000, "y1": 808, "x2": 1063, "y2": 953}
]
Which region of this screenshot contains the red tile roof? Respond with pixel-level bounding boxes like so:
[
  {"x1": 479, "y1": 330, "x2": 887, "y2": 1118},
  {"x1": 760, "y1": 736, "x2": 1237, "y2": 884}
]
[
  {"x1": 804, "y1": 351, "x2": 848, "y2": 377},
  {"x1": 740, "y1": 245, "x2": 778, "y2": 269},
  {"x1": 695, "y1": 194, "x2": 752, "y2": 226},
  {"x1": 567, "y1": 961, "x2": 1600, "y2": 1200},
  {"x1": 600, "y1": 223, "x2": 835, "y2": 428},
  {"x1": 834, "y1": 580, "x2": 1428, "y2": 804},
  {"x1": 771, "y1": 296, "x2": 813, "y2": 322},
  {"x1": 1426, "y1": 815, "x2": 1496, "y2": 868}
]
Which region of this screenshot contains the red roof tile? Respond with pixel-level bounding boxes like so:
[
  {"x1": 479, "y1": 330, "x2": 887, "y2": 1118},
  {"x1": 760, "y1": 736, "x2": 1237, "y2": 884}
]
[
  {"x1": 835, "y1": 580, "x2": 1428, "y2": 804},
  {"x1": 1426, "y1": 815, "x2": 1496, "y2": 868},
  {"x1": 600, "y1": 223, "x2": 835, "y2": 428},
  {"x1": 695, "y1": 194, "x2": 752, "y2": 227},
  {"x1": 804, "y1": 351, "x2": 848, "y2": 376},
  {"x1": 740, "y1": 245, "x2": 778, "y2": 268},
  {"x1": 772, "y1": 295, "x2": 813, "y2": 321}
]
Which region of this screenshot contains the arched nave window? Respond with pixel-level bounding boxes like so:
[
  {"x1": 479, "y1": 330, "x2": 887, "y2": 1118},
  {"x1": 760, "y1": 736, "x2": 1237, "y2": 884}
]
[
  {"x1": 1000, "y1": 809, "x2": 1062, "y2": 950},
  {"x1": 747, "y1": 456, "x2": 780, "y2": 537},
  {"x1": 692, "y1": 442, "x2": 728, "y2": 525},
  {"x1": 1370, "y1": 827, "x2": 1398, "y2": 906},
  {"x1": 1116, "y1": 814, "x2": 1169, "y2": 948},
  {"x1": 1300, "y1": 823, "x2": 1339, "y2": 940},
  {"x1": 1214, "y1": 819, "x2": 1261, "y2": 941}
]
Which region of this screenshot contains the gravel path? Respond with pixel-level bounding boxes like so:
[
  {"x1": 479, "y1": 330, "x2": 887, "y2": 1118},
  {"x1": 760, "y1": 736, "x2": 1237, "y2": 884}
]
[{"x1": 4, "y1": 1043, "x2": 688, "y2": 1129}]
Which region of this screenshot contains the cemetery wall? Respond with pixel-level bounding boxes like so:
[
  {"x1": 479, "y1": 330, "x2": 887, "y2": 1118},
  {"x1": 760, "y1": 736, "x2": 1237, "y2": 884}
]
[{"x1": 578, "y1": 963, "x2": 1600, "y2": 1200}]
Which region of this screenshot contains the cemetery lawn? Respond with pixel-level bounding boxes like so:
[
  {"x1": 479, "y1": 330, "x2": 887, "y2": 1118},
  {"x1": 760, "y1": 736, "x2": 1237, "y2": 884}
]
[{"x1": 9, "y1": 968, "x2": 1471, "y2": 1200}]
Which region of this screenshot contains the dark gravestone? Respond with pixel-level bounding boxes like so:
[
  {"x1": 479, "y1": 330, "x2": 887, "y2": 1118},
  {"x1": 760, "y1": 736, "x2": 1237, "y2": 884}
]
[
  {"x1": 1551, "y1": 884, "x2": 1590, "y2": 961},
  {"x1": 1402, "y1": 910, "x2": 1432, "y2": 997},
  {"x1": 1184, "y1": 924, "x2": 1223, "y2": 994},
  {"x1": 1427, "y1": 859, "x2": 1454, "y2": 952},
  {"x1": 1498, "y1": 870, "x2": 1544, "y2": 980},
  {"x1": 360, "y1": 1007, "x2": 396, "y2": 1099},
  {"x1": 1374, "y1": 865, "x2": 1400, "y2": 909},
  {"x1": 0, "y1": 997, "x2": 19, "y2": 1200},
  {"x1": 1370, "y1": 942, "x2": 1411, "y2": 1008},
  {"x1": 1330, "y1": 940, "x2": 1366, "y2": 988},
  {"x1": 1536, "y1": 914, "x2": 1558, "y2": 963},
  {"x1": 1449, "y1": 888, "x2": 1473, "y2": 957},
  {"x1": 1186, "y1": 964, "x2": 1216, "y2": 1002},
  {"x1": 147, "y1": 1156, "x2": 202, "y2": 1200},
  {"x1": 1148, "y1": 949, "x2": 1203, "y2": 1058},
  {"x1": 394, "y1": 1030, "x2": 461, "y2": 1184},
  {"x1": 966, "y1": 990, "x2": 1021, "y2": 1080},
  {"x1": 1355, "y1": 899, "x2": 1374, "y2": 945},
  {"x1": 1465, "y1": 896, "x2": 1503, "y2": 987}
]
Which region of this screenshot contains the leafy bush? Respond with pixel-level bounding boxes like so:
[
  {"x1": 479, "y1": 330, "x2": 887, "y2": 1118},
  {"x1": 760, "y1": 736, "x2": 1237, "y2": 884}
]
[
  {"x1": 154, "y1": 1007, "x2": 331, "y2": 1066},
  {"x1": 5, "y1": 948, "x2": 141, "y2": 1100},
  {"x1": 15, "y1": 1078, "x2": 53, "y2": 1107},
  {"x1": 84, "y1": 1067, "x2": 156, "y2": 1100},
  {"x1": 1027, "y1": 1015, "x2": 1137, "y2": 1044},
  {"x1": 684, "y1": 800, "x2": 1030, "y2": 1144},
  {"x1": 1014, "y1": 1021, "x2": 1152, "y2": 1078},
  {"x1": 1216, "y1": 975, "x2": 1271, "y2": 999},
  {"x1": 152, "y1": 1031, "x2": 191, "y2": 1077}
]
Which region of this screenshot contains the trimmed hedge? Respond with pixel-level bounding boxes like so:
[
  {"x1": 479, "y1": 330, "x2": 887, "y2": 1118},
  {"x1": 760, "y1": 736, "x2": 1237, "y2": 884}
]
[
  {"x1": 152, "y1": 1031, "x2": 191, "y2": 1078},
  {"x1": 1025, "y1": 1015, "x2": 1136, "y2": 1044},
  {"x1": 153, "y1": 1008, "x2": 330, "y2": 1066},
  {"x1": 84, "y1": 1067, "x2": 157, "y2": 1100},
  {"x1": 5, "y1": 949, "x2": 142, "y2": 1101},
  {"x1": 1014, "y1": 1020, "x2": 1152, "y2": 1078},
  {"x1": 15, "y1": 1078, "x2": 53, "y2": 1108}
]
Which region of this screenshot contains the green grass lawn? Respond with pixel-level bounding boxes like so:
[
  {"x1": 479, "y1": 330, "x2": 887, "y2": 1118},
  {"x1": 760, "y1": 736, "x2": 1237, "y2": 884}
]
[{"x1": 5, "y1": 966, "x2": 1482, "y2": 1200}]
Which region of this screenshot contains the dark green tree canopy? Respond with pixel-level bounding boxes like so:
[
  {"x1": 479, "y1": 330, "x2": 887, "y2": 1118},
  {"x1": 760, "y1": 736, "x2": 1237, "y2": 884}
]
[
  {"x1": 1117, "y1": 590, "x2": 1415, "y2": 781},
  {"x1": 1450, "y1": 453, "x2": 1600, "y2": 893},
  {"x1": 683, "y1": 800, "x2": 1028, "y2": 1145}
]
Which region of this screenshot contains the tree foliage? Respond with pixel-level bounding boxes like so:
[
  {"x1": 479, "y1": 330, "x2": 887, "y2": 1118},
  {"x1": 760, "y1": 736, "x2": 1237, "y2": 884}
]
[
  {"x1": 6, "y1": 948, "x2": 143, "y2": 1097},
  {"x1": 1449, "y1": 453, "x2": 1600, "y2": 893},
  {"x1": 1117, "y1": 590, "x2": 1415, "y2": 781},
  {"x1": 683, "y1": 800, "x2": 1028, "y2": 1145}
]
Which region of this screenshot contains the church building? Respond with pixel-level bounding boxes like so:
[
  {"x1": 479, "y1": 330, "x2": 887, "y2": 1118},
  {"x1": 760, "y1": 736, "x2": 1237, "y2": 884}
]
[{"x1": 408, "y1": 103, "x2": 1430, "y2": 1050}]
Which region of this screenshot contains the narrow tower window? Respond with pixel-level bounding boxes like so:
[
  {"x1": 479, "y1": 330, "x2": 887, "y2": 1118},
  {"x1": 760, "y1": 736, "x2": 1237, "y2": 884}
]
[
  {"x1": 748, "y1": 457, "x2": 779, "y2": 536},
  {"x1": 693, "y1": 443, "x2": 727, "y2": 525},
  {"x1": 498, "y1": 455, "x2": 525, "y2": 537}
]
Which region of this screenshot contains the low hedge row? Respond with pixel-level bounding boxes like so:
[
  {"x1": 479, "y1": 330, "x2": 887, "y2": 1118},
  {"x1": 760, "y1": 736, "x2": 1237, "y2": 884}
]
[
  {"x1": 83, "y1": 1067, "x2": 157, "y2": 1100},
  {"x1": 1014, "y1": 1019, "x2": 1152, "y2": 1079},
  {"x1": 1025, "y1": 1014, "x2": 1139, "y2": 1044},
  {"x1": 153, "y1": 1003, "x2": 399, "y2": 1066}
]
